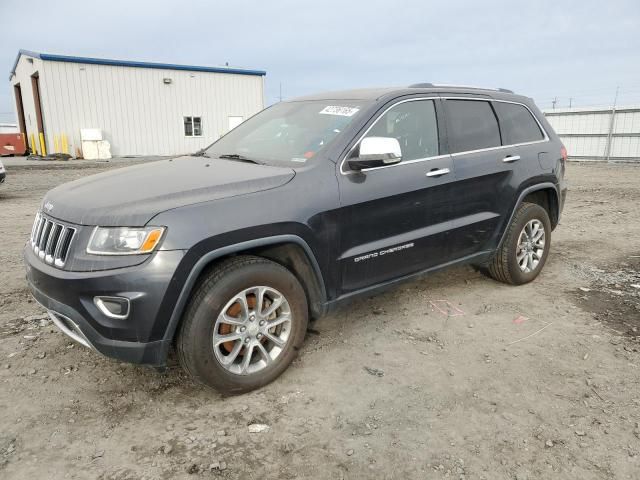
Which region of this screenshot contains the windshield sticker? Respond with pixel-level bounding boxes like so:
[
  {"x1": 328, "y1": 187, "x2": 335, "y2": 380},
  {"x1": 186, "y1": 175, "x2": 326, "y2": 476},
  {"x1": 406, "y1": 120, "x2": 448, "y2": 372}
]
[{"x1": 319, "y1": 106, "x2": 360, "y2": 117}]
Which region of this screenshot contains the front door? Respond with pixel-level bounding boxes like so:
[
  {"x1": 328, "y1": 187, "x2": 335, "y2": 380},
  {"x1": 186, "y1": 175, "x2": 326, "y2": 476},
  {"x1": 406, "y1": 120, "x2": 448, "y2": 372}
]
[{"x1": 337, "y1": 98, "x2": 457, "y2": 294}]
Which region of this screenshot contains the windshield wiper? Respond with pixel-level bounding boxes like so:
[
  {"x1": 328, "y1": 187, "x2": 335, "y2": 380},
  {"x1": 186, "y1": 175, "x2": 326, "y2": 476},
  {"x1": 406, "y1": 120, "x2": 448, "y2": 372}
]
[{"x1": 217, "y1": 154, "x2": 264, "y2": 165}]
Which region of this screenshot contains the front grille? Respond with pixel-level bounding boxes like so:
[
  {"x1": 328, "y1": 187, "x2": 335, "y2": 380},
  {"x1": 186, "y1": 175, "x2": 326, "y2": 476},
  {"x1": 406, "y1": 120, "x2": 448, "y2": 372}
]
[{"x1": 30, "y1": 212, "x2": 76, "y2": 268}]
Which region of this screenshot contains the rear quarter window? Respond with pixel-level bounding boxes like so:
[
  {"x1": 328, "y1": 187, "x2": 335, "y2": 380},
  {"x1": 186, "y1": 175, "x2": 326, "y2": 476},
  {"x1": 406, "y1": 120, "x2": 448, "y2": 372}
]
[
  {"x1": 445, "y1": 100, "x2": 501, "y2": 153},
  {"x1": 494, "y1": 102, "x2": 544, "y2": 145}
]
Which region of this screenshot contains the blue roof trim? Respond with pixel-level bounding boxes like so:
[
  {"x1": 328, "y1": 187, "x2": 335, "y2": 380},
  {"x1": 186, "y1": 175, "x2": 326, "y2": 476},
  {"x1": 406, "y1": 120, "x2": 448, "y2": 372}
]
[{"x1": 10, "y1": 49, "x2": 266, "y2": 78}]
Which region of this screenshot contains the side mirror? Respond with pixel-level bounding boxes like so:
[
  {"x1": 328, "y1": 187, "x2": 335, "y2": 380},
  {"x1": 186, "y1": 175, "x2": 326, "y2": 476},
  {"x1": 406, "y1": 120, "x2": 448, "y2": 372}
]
[{"x1": 347, "y1": 137, "x2": 402, "y2": 171}]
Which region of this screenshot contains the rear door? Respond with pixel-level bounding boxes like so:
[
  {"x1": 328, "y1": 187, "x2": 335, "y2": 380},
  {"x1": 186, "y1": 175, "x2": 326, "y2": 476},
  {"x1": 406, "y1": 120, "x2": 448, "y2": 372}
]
[
  {"x1": 444, "y1": 98, "x2": 547, "y2": 259},
  {"x1": 492, "y1": 100, "x2": 548, "y2": 174},
  {"x1": 337, "y1": 98, "x2": 457, "y2": 294}
]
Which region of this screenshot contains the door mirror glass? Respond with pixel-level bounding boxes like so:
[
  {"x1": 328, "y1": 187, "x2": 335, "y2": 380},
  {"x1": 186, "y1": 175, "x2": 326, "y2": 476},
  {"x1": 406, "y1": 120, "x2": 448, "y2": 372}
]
[{"x1": 348, "y1": 137, "x2": 402, "y2": 170}]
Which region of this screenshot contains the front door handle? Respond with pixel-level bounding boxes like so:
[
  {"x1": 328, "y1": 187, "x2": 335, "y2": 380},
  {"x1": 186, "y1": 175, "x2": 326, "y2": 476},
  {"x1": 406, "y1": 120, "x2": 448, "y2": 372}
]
[
  {"x1": 426, "y1": 168, "x2": 450, "y2": 177},
  {"x1": 502, "y1": 155, "x2": 521, "y2": 163}
]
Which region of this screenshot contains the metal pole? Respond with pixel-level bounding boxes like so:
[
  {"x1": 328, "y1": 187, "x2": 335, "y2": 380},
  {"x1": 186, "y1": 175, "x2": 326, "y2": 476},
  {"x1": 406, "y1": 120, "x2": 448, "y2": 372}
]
[
  {"x1": 569, "y1": 98, "x2": 573, "y2": 109},
  {"x1": 605, "y1": 86, "x2": 619, "y2": 162},
  {"x1": 552, "y1": 97, "x2": 557, "y2": 110}
]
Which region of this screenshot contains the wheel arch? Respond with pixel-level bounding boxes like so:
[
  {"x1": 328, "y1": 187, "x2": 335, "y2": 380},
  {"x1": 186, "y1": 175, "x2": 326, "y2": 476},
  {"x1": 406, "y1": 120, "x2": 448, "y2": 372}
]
[
  {"x1": 497, "y1": 183, "x2": 560, "y2": 249},
  {"x1": 160, "y1": 235, "x2": 327, "y2": 356},
  {"x1": 520, "y1": 186, "x2": 560, "y2": 229}
]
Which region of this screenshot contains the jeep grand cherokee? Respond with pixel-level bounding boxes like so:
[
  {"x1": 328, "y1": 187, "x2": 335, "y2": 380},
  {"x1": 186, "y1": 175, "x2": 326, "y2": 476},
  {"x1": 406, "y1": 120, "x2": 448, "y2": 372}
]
[{"x1": 24, "y1": 84, "x2": 567, "y2": 393}]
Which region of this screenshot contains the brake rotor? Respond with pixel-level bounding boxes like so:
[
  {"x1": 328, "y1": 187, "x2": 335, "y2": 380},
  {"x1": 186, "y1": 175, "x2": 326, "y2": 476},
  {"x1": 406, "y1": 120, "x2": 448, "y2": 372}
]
[{"x1": 218, "y1": 293, "x2": 254, "y2": 353}]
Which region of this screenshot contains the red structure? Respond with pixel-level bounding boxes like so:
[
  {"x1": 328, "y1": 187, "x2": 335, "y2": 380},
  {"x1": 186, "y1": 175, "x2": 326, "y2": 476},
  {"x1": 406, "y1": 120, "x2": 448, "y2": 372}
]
[{"x1": 0, "y1": 133, "x2": 26, "y2": 156}]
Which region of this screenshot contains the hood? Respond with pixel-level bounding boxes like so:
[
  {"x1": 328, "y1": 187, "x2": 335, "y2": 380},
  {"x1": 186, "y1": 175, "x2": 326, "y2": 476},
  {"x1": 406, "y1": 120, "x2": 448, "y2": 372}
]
[{"x1": 42, "y1": 156, "x2": 295, "y2": 226}]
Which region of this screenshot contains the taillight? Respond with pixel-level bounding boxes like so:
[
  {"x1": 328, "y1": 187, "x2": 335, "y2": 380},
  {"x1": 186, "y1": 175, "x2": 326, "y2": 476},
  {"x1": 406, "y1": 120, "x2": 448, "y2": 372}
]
[{"x1": 560, "y1": 145, "x2": 568, "y2": 162}]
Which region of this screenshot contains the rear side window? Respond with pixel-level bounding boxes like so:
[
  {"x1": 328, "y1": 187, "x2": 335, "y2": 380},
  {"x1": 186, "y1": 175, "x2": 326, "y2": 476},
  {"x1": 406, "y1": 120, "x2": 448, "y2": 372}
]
[
  {"x1": 494, "y1": 102, "x2": 544, "y2": 145},
  {"x1": 446, "y1": 100, "x2": 501, "y2": 153}
]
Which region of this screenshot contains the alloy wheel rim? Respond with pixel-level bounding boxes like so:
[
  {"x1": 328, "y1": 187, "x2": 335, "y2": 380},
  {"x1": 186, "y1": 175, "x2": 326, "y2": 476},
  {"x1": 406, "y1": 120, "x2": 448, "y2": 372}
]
[
  {"x1": 212, "y1": 286, "x2": 292, "y2": 375},
  {"x1": 516, "y1": 219, "x2": 546, "y2": 273}
]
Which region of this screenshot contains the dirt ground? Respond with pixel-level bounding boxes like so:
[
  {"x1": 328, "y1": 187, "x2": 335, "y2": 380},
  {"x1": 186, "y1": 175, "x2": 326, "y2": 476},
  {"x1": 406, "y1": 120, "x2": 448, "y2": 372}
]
[{"x1": 0, "y1": 160, "x2": 639, "y2": 480}]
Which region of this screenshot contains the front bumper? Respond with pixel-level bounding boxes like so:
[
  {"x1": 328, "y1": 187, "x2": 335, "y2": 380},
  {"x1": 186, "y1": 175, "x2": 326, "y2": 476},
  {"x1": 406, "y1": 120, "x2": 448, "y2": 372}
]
[
  {"x1": 24, "y1": 245, "x2": 185, "y2": 366},
  {"x1": 0, "y1": 171, "x2": 5, "y2": 184}
]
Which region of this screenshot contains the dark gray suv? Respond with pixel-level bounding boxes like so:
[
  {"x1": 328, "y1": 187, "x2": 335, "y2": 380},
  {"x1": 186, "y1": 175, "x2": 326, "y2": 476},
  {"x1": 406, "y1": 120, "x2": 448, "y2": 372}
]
[{"x1": 24, "y1": 84, "x2": 567, "y2": 393}]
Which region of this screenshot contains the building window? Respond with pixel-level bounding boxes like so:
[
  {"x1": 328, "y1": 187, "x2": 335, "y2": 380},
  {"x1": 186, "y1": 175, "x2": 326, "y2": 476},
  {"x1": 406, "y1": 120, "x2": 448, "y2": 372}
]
[{"x1": 184, "y1": 116, "x2": 202, "y2": 137}]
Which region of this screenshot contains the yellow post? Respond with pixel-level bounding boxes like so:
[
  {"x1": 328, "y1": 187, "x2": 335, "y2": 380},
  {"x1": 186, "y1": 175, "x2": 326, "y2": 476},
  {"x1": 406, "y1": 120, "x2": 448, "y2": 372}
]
[
  {"x1": 39, "y1": 132, "x2": 47, "y2": 156},
  {"x1": 30, "y1": 133, "x2": 38, "y2": 155},
  {"x1": 53, "y1": 135, "x2": 60, "y2": 154},
  {"x1": 61, "y1": 133, "x2": 69, "y2": 154}
]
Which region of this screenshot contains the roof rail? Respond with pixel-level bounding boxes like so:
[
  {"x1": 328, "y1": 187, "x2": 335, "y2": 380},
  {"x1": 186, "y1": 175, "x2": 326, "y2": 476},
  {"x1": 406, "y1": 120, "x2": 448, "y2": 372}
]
[{"x1": 408, "y1": 83, "x2": 514, "y2": 94}]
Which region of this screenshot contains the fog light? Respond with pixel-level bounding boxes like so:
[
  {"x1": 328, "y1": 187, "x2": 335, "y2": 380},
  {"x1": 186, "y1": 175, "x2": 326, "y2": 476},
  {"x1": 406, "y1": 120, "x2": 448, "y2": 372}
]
[{"x1": 94, "y1": 296, "x2": 130, "y2": 320}]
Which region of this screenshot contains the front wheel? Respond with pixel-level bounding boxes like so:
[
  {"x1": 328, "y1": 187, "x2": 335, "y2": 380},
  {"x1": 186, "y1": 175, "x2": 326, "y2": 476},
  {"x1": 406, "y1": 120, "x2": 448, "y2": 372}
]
[
  {"x1": 177, "y1": 256, "x2": 308, "y2": 394},
  {"x1": 484, "y1": 202, "x2": 552, "y2": 285}
]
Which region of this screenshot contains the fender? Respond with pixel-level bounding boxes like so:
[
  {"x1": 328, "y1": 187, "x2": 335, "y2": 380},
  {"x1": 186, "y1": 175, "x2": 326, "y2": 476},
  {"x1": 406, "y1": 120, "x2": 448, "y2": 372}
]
[
  {"x1": 496, "y1": 182, "x2": 559, "y2": 248},
  {"x1": 158, "y1": 234, "x2": 326, "y2": 360}
]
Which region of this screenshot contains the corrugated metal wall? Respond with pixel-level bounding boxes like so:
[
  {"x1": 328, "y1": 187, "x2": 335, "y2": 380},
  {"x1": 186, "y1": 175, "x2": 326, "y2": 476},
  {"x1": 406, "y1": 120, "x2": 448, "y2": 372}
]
[
  {"x1": 11, "y1": 54, "x2": 264, "y2": 157},
  {"x1": 544, "y1": 106, "x2": 640, "y2": 162}
]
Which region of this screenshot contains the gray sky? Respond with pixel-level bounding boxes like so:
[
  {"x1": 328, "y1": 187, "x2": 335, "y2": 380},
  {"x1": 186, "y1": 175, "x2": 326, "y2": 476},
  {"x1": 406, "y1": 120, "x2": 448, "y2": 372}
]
[{"x1": 1, "y1": 0, "x2": 639, "y2": 123}]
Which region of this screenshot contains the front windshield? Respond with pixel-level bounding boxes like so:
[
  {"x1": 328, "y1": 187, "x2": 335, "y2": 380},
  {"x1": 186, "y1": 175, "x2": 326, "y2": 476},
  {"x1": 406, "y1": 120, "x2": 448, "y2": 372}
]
[{"x1": 204, "y1": 100, "x2": 369, "y2": 166}]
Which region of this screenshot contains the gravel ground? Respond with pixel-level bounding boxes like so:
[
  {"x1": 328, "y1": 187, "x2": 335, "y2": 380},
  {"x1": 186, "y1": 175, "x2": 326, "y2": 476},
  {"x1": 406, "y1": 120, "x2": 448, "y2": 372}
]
[{"x1": 0, "y1": 160, "x2": 639, "y2": 480}]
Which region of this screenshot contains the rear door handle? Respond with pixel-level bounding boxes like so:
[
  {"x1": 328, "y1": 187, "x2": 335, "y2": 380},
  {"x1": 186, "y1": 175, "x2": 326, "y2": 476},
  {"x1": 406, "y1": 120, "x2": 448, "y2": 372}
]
[
  {"x1": 426, "y1": 168, "x2": 450, "y2": 177},
  {"x1": 502, "y1": 155, "x2": 521, "y2": 163}
]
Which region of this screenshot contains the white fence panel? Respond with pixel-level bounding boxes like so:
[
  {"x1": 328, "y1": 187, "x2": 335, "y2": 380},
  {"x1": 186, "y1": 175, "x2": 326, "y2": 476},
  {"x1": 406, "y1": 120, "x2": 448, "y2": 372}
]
[{"x1": 544, "y1": 106, "x2": 640, "y2": 162}]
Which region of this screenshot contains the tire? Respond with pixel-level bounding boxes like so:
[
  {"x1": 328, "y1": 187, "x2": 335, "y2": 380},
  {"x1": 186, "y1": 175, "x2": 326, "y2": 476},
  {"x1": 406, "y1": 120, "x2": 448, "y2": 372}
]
[
  {"x1": 177, "y1": 255, "x2": 308, "y2": 394},
  {"x1": 484, "y1": 202, "x2": 552, "y2": 285}
]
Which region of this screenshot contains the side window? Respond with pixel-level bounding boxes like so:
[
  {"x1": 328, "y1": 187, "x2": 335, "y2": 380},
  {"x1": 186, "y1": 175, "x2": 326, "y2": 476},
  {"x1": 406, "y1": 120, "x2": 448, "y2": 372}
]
[
  {"x1": 184, "y1": 116, "x2": 202, "y2": 137},
  {"x1": 494, "y1": 102, "x2": 544, "y2": 145},
  {"x1": 446, "y1": 100, "x2": 501, "y2": 153},
  {"x1": 363, "y1": 100, "x2": 439, "y2": 161}
]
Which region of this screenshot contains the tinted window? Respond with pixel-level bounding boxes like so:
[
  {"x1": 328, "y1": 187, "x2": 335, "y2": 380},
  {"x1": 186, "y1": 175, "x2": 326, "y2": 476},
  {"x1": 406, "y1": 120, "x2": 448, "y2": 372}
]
[
  {"x1": 364, "y1": 100, "x2": 439, "y2": 161},
  {"x1": 494, "y1": 102, "x2": 544, "y2": 144},
  {"x1": 446, "y1": 100, "x2": 501, "y2": 153}
]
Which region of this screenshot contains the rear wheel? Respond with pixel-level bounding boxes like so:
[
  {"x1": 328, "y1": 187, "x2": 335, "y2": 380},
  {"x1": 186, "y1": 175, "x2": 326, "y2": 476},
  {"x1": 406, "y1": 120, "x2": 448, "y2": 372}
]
[
  {"x1": 484, "y1": 202, "x2": 551, "y2": 285},
  {"x1": 177, "y1": 256, "x2": 308, "y2": 394}
]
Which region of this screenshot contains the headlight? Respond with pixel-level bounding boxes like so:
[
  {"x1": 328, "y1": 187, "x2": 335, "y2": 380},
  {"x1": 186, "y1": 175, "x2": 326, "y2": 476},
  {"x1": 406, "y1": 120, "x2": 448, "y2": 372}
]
[{"x1": 87, "y1": 226, "x2": 165, "y2": 255}]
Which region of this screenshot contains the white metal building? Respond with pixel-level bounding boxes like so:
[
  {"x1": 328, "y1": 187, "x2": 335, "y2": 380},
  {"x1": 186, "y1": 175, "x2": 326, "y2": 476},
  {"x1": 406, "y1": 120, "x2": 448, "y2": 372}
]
[
  {"x1": 544, "y1": 106, "x2": 640, "y2": 162},
  {"x1": 9, "y1": 50, "x2": 266, "y2": 157}
]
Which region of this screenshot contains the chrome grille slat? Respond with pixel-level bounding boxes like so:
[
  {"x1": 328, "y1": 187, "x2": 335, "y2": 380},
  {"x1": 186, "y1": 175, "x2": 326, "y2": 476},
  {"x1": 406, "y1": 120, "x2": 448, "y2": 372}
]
[
  {"x1": 30, "y1": 212, "x2": 41, "y2": 244},
  {"x1": 33, "y1": 216, "x2": 46, "y2": 251},
  {"x1": 53, "y1": 226, "x2": 67, "y2": 260},
  {"x1": 55, "y1": 228, "x2": 76, "y2": 267},
  {"x1": 45, "y1": 224, "x2": 62, "y2": 263},
  {"x1": 38, "y1": 221, "x2": 52, "y2": 258},
  {"x1": 29, "y1": 212, "x2": 76, "y2": 268}
]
